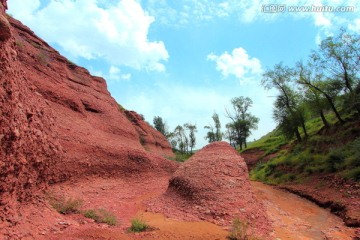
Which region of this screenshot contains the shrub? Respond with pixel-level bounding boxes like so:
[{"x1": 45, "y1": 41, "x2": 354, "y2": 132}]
[
  {"x1": 128, "y1": 218, "x2": 149, "y2": 232},
  {"x1": 84, "y1": 208, "x2": 117, "y2": 226},
  {"x1": 227, "y1": 218, "x2": 261, "y2": 240},
  {"x1": 49, "y1": 195, "x2": 83, "y2": 214},
  {"x1": 326, "y1": 151, "x2": 344, "y2": 173},
  {"x1": 342, "y1": 167, "x2": 360, "y2": 181}
]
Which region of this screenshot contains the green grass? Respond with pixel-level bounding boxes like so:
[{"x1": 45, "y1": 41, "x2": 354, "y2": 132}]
[
  {"x1": 83, "y1": 208, "x2": 117, "y2": 226},
  {"x1": 48, "y1": 194, "x2": 118, "y2": 226},
  {"x1": 128, "y1": 218, "x2": 149, "y2": 232},
  {"x1": 167, "y1": 151, "x2": 193, "y2": 162},
  {"x1": 250, "y1": 113, "x2": 360, "y2": 184}
]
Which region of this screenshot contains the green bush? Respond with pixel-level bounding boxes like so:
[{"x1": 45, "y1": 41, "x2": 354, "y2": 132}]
[
  {"x1": 84, "y1": 208, "x2": 117, "y2": 226},
  {"x1": 342, "y1": 167, "x2": 360, "y2": 181},
  {"x1": 326, "y1": 151, "x2": 344, "y2": 173},
  {"x1": 129, "y1": 218, "x2": 149, "y2": 232}
]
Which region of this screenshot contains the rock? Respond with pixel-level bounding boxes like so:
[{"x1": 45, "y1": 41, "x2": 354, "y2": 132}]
[
  {"x1": 124, "y1": 110, "x2": 174, "y2": 158},
  {"x1": 0, "y1": 14, "x2": 11, "y2": 41}
]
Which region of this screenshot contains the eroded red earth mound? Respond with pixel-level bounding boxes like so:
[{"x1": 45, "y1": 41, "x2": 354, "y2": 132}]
[
  {"x1": 0, "y1": 1, "x2": 177, "y2": 237},
  {"x1": 8, "y1": 16, "x2": 176, "y2": 181},
  {"x1": 147, "y1": 141, "x2": 272, "y2": 239}
]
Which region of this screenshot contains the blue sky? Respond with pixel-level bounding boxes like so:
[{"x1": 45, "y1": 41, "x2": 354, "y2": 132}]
[{"x1": 8, "y1": 0, "x2": 360, "y2": 148}]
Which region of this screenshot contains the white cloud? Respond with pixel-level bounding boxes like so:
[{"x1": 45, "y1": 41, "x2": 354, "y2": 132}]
[
  {"x1": 207, "y1": 47, "x2": 263, "y2": 84},
  {"x1": 349, "y1": 18, "x2": 360, "y2": 32},
  {"x1": 8, "y1": 0, "x2": 169, "y2": 72},
  {"x1": 109, "y1": 66, "x2": 131, "y2": 81}
]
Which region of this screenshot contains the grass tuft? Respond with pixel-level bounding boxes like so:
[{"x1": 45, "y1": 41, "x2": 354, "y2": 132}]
[
  {"x1": 128, "y1": 217, "x2": 149, "y2": 232},
  {"x1": 83, "y1": 208, "x2": 117, "y2": 226},
  {"x1": 48, "y1": 195, "x2": 83, "y2": 214}
]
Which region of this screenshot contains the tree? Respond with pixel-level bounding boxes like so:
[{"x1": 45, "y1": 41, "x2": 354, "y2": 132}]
[
  {"x1": 173, "y1": 125, "x2": 187, "y2": 153},
  {"x1": 153, "y1": 116, "x2": 167, "y2": 136},
  {"x1": 204, "y1": 125, "x2": 216, "y2": 143},
  {"x1": 212, "y1": 112, "x2": 222, "y2": 141},
  {"x1": 262, "y1": 63, "x2": 307, "y2": 141},
  {"x1": 315, "y1": 29, "x2": 360, "y2": 114},
  {"x1": 224, "y1": 123, "x2": 236, "y2": 148},
  {"x1": 297, "y1": 61, "x2": 345, "y2": 124},
  {"x1": 304, "y1": 86, "x2": 330, "y2": 128},
  {"x1": 225, "y1": 97, "x2": 259, "y2": 150},
  {"x1": 184, "y1": 123, "x2": 197, "y2": 153},
  {"x1": 204, "y1": 112, "x2": 222, "y2": 143}
]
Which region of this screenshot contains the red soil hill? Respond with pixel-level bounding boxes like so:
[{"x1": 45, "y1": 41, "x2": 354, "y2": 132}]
[
  {"x1": 0, "y1": 1, "x2": 176, "y2": 235},
  {"x1": 8, "y1": 15, "x2": 176, "y2": 181},
  {"x1": 0, "y1": 1, "x2": 62, "y2": 233},
  {"x1": 147, "y1": 141, "x2": 272, "y2": 239}
]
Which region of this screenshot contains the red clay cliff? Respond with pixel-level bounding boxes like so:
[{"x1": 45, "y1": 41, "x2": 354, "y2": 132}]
[{"x1": 0, "y1": 1, "x2": 176, "y2": 237}]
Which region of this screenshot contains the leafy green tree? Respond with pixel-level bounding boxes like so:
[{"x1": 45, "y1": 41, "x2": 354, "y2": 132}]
[
  {"x1": 297, "y1": 61, "x2": 345, "y2": 124},
  {"x1": 304, "y1": 86, "x2": 330, "y2": 128},
  {"x1": 224, "y1": 123, "x2": 236, "y2": 148},
  {"x1": 225, "y1": 97, "x2": 259, "y2": 150},
  {"x1": 262, "y1": 63, "x2": 307, "y2": 141},
  {"x1": 153, "y1": 116, "x2": 167, "y2": 136},
  {"x1": 184, "y1": 123, "x2": 197, "y2": 153},
  {"x1": 204, "y1": 112, "x2": 222, "y2": 143},
  {"x1": 212, "y1": 112, "x2": 222, "y2": 141},
  {"x1": 174, "y1": 125, "x2": 187, "y2": 153},
  {"x1": 204, "y1": 126, "x2": 215, "y2": 143},
  {"x1": 315, "y1": 29, "x2": 360, "y2": 114}
]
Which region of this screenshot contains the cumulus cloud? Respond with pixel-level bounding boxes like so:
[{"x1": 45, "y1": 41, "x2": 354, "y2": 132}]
[
  {"x1": 8, "y1": 0, "x2": 169, "y2": 72},
  {"x1": 207, "y1": 48, "x2": 263, "y2": 84},
  {"x1": 109, "y1": 66, "x2": 131, "y2": 81}
]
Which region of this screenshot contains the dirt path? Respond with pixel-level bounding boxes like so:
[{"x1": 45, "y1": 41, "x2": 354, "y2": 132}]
[
  {"x1": 41, "y1": 176, "x2": 358, "y2": 240},
  {"x1": 252, "y1": 181, "x2": 358, "y2": 240}
]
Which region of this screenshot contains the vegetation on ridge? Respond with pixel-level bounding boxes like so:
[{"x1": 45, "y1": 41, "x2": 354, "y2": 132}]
[{"x1": 248, "y1": 29, "x2": 360, "y2": 184}]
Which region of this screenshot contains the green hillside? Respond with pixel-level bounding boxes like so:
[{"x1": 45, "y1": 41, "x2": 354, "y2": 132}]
[{"x1": 245, "y1": 113, "x2": 360, "y2": 185}]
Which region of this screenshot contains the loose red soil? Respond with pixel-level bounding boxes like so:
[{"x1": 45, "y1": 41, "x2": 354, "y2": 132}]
[
  {"x1": 9, "y1": 173, "x2": 356, "y2": 240},
  {"x1": 280, "y1": 174, "x2": 360, "y2": 227}
]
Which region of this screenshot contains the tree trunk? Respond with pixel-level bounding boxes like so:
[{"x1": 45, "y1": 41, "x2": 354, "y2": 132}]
[
  {"x1": 295, "y1": 128, "x2": 302, "y2": 142},
  {"x1": 319, "y1": 110, "x2": 329, "y2": 128},
  {"x1": 324, "y1": 95, "x2": 345, "y2": 124},
  {"x1": 301, "y1": 120, "x2": 308, "y2": 138},
  {"x1": 299, "y1": 115, "x2": 308, "y2": 138},
  {"x1": 300, "y1": 82, "x2": 345, "y2": 124}
]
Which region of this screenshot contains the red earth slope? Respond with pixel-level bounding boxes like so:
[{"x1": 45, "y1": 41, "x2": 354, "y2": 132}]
[
  {"x1": 0, "y1": 1, "x2": 62, "y2": 231},
  {"x1": 8, "y1": 15, "x2": 176, "y2": 181},
  {"x1": 0, "y1": 1, "x2": 177, "y2": 237}
]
